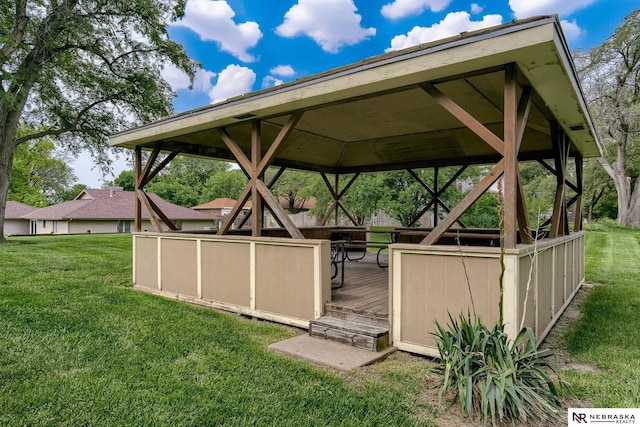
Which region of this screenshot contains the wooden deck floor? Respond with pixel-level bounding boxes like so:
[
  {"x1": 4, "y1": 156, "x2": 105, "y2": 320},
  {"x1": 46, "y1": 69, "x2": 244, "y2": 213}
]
[{"x1": 328, "y1": 252, "x2": 389, "y2": 321}]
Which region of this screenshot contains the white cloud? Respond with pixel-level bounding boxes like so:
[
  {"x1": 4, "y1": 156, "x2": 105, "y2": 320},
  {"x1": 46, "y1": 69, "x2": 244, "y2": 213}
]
[
  {"x1": 560, "y1": 19, "x2": 584, "y2": 41},
  {"x1": 470, "y1": 3, "x2": 483, "y2": 14},
  {"x1": 262, "y1": 76, "x2": 284, "y2": 88},
  {"x1": 173, "y1": 0, "x2": 262, "y2": 62},
  {"x1": 381, "y1": 0, "x2": 451, "y2": 20},
  {"x1": 161, "y1": 63, "x2": 217, "y2": 93},
  {"x1": 209, "y1": 64, "x2": 256, "y2": 103},
  {"x1": 276, "y1": 0, "x2": 376, "y2": 53},
  {"x1": 270, "y1": 65, "x2": 296, "y2": 77},
  {"x1": 509, "y1": 0, "x2": 596, "y2": 19},
  {"x1": 386, "y1": 12, "x2": 502, "y2": 52}
]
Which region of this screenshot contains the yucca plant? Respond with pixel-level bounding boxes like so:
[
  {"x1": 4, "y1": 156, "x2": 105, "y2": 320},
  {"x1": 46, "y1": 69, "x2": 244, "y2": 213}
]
[{"x1": 433, "y1": 313, "x2": 568, "y2": 425}]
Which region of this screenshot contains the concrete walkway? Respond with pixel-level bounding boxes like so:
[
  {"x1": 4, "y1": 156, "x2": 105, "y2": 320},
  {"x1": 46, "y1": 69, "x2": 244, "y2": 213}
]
[{"x1": 268, "y1": 335, "x2": 396, "y2": 372}]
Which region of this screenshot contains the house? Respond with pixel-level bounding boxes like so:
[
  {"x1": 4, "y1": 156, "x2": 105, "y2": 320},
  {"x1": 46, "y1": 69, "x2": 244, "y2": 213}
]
[
  {"x1": 192, "y1": 198, "x2": 251, "y2": 229},
  {"x1": 23, "y1": 187, "x2": 212, "y2": 235},
  {"x1": 5, "y1": 201, "x2": 37, "y2": 235},
  {"x1": 111, "y1": 17, "x2": 600, "y2": 357}
]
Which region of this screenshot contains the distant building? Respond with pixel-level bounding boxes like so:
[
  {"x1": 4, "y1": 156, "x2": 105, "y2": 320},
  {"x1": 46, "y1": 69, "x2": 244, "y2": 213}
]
[
  {"x1": 23, "y1": 188, "x2": 213, "y2": 235},
  {"x1": 5, "y1": 201, "x2": 37, "y2": 235}
]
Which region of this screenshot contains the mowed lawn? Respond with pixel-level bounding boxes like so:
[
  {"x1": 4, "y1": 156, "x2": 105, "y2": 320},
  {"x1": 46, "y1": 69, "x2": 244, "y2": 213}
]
[
  {"x1": 0, "y1": 235, "x2": 433, "y2": 426},
  {"x1": 564, "y1": 227, "x2": 640, "y2": 407},
  {"x1": 1, "y1": 229, "x2": 639, "y2": 425}
]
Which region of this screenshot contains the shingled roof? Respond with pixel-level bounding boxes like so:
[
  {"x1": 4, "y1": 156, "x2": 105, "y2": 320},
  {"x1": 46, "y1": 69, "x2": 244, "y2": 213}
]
[
  {"x1": 23, "y1": 188, "x2": 210, "y2": 221},
  {"x1": 192, "y1": 198, "x2": 251, "y2": 210},
  {"x1": 6, "y1": 201, "x2": 37, "y2": 218}
]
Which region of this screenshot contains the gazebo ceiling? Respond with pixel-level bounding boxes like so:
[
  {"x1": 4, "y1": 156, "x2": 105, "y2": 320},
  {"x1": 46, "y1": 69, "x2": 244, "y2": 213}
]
[{"x1": 110, "y1": 16, "x2": 601, "y2": 174}]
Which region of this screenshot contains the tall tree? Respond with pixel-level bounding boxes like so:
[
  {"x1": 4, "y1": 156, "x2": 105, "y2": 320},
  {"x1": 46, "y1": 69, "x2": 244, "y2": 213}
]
[
  {"x1": 9, "y1": 137, "x2": 76, "y2": 205},
  {"x1": 577, "y1": 9, "x2": 640, "y2": 226},
  {"x1": 146, "y1": 157, "x2": 230, "y2": 206},
  {"x1": 272, "y1": 170, "x2": 318, "y2": 213},
  {"x1": 201, "y1": 169, "x2": 247, "y2": 203},
  {"x1": 0, "y1": 0, "x2": 195, "y2": 242}
]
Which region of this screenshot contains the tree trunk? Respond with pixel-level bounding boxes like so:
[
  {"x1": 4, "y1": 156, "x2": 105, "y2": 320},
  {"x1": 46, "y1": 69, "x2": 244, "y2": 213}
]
[
  {"x1": 0, "y1": 122, "x2": 18, "y2": 243},
  {"x1": 598, "y1": 122, "x2": 639, "y2": 227}
]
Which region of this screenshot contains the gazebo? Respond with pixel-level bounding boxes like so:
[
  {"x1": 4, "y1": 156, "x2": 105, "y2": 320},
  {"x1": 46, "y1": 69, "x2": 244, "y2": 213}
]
[{"x1": 110, "y1": 16, "x2": 600, "y2": 357}]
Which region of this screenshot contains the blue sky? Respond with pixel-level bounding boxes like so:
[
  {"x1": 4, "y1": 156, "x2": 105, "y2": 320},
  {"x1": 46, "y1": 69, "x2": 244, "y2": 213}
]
[{"x1": 75, "y1": 0, "x2": 640, "y2": 187}]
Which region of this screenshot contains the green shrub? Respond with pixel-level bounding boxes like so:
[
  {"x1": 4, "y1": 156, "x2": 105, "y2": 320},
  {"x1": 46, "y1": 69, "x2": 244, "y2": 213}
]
[{"x1": 433, "y1": 313, "x2": 567, "y2": 425}]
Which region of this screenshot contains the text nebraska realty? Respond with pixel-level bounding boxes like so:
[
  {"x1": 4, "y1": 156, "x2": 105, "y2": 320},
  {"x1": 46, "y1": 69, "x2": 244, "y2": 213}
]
[{"x1": 573, "y1": 412, "x2": 636, "y2": 424}]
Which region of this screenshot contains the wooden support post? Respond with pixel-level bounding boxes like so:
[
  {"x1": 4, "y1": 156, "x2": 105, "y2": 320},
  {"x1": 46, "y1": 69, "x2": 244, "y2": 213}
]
[
  {"x1": 134, "y1": 145, "x2": 179, "y2": 232},
  {"x1": 549, "y1": 121, "x2": 570, "y2": 237},
  {"x1": 251, "y1": 120, "x2": 263, "y2": 237},
  {"x1": 574, "y1": 154, "x2": 584, "y2": 231},
  {"x1": 134, "y1": 146, "x2": 142, "y2": 232},
  {"x1": 334, "y1": 174, "x2": 339, "y2": 225},
  {"x1": 503, "y1": 63, "x2": 518, "y2": 248},
  {"x1": 239, "y1": 167, "x2": 286, "y2": 229},
  {"x1": 433, "y1": 167, "x2": 439, "y2": 226},
  {"x1": 218, "y1": 111, "x2": 304, "y2": 239}
]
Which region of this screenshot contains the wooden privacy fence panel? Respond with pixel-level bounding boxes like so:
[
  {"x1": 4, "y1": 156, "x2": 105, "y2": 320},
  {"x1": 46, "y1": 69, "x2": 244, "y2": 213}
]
[
  {"x1": 132, "y1": 233, "x2": 332, "y2": 328},
  {"x1": 390, "y1": 232, "x2": 585, "y2": 357}
]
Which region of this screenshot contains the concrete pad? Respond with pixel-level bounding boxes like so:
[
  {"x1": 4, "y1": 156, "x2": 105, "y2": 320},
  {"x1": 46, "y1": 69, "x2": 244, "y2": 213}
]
[{"x1": 268, "y1": 334, "x2": 396, "y2": 372}]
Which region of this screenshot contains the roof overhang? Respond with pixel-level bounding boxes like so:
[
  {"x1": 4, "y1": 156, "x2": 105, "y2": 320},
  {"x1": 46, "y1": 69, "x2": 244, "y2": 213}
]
[{"x1": 110, "y1": 16, "x2": 601, "y2": 174}]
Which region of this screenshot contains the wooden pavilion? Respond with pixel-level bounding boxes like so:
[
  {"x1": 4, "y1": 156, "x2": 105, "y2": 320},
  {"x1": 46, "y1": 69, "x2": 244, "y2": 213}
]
[{"x1": 110, "y1": 16, "x2": 601, "y2": 357}]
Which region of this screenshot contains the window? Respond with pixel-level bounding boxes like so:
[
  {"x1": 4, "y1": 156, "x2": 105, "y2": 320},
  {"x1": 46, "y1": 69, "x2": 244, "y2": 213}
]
[{"x1": 117, "y1": 220, "x2": 131, "y2": 233}]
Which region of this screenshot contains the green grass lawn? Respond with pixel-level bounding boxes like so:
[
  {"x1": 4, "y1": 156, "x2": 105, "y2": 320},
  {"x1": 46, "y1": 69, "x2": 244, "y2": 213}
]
[
  {"x1": 1, "y1": 229, "x2": 639, "y2": 425},
  {"x1": 563, "y1": 227, "x2": 640, "y2": 407},
  {"x1": 0, "y1": 234, "x2": 434, "y2": 426}
]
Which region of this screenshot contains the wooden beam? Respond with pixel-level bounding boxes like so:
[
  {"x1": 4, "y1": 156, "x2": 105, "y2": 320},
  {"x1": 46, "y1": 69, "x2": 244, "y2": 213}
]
[
  {"x1": 515, "y1": 86, "x2": 533, "y2": 153},
  {"x1": 421, "y1": 160, "x2": 504, "y2": 245},
  {"x1": 139, "y1": 152, "x2": 178, "y2": 188},
  {"x1": 239, "y1": 167, "x2": 286, "y2": 229},
  {"x1": 516, "y1": 169, "x2": 532, "y2": 244},
  {"x1": 319, "y1": 173, "x2": 361, "y2": 226},
  {"x1": 142, "y1": 191, "x2": 178, "y2": 231},
  {"x1": 136, "y1": 189, "x2": 163, "y2": 232},
  {"x1": 549, "y1": 121, "x2": 569, "y2": 238},
  {"x1": 137, "y1": 145, "x2": 161, "y2": 188},
  {"x1": 420, "y1": 82, "x2": 505, "y2": 155},
  {"x1": 503, "y1": 63, "x2": 519, "y2": 248},
  {"x1": 407, "y1": 167, "x2": 467, "y2": 228},
  {"x1": 251, "y1": 120, "x2": 263, "y2": 237},
  {"x1": 256, "y1": 111, "x2": 303, "y2": 177},
  {"x1": 574, "y1": 154, "x2": 584, "y2": 231},
  {"x1": 217, "y1": 183, "x2": 252, "y2": 235},
  {"x1": 336, "y1": 200, "x2": 360, "y2": 227},
  {"x1": 219, "y1": 129, "x2": 253, "y2": 174},
  {"x1": 256, "y1": 180, "x2": 303, "y2": 239},
  {"x1": 537, "y1": 159, "x2": 579, "y2": 193},
  {"x1": 134, "y1": 146, "x2": 142, "y2": 232},
  {"x1": 319, "y1": 173, "x2": 338, "y2": 226},
  {"x1": 433, "y1": 167, "x2": 439, "y2": 226}
]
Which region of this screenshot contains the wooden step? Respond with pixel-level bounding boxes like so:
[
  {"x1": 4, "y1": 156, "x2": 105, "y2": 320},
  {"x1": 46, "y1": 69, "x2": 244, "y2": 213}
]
[
  {"x1": 324, "y1": 304, "x2": 389, "y2": 328},
  {"x1": 309, "y1": 316, "x2": 389, "y2": 352}
]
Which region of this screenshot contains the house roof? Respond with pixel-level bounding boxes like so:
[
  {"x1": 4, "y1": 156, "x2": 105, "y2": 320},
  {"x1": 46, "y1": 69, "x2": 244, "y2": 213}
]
[
  {"x1": 192, "y1": 197, "x2": 250, "y2": 210},
  {"x1": 6, "y1": 201, "x2": 37, "y2": 219},
  {"x1": 110, "y1": 16, "x2": 601, "y2": 175},
  {"x1": 23, "y1": 189, "x2": 210, "y2": 221}
]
